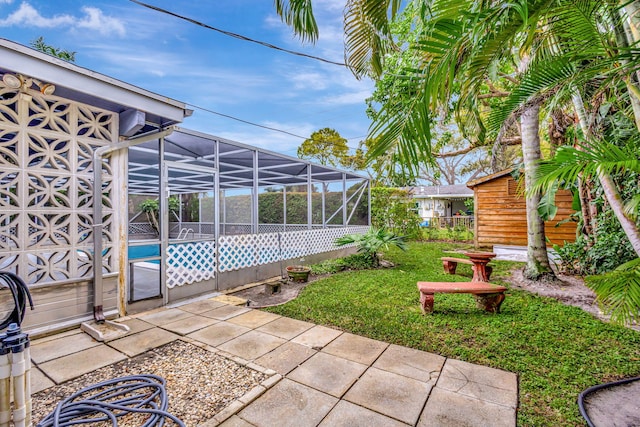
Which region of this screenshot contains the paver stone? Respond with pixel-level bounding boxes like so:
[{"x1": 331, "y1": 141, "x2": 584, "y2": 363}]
[
  {"x1": 344, "y1": 367, "x2": 432, "y2": 425},
  {"x1": 288, "y1": 352, "x2": 368, "y2": 397},
  {"x1": 238, "y1": 378, "x2": 338, "y2": 427}
]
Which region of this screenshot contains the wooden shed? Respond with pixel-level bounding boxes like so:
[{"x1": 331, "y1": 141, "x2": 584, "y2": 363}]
[{"x1": 467, "y1": 169, "x2": 577, "y2": 248}]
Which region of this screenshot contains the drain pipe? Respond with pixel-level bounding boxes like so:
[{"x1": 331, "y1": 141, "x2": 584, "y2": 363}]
[
  {"x1": 1, "y1": 323, "x2": 31, "y2": 427},
  {"x1": 92, "y1": 126, "x2": 176, "y2": 322}
]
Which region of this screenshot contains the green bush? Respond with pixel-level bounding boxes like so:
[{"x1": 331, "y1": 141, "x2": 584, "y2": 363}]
[
  {"x1": 371, "y1": 187, "x2": 421, "y2": 239},
  {"x1": 555, "y1": 210, "x2": 636, "y2": 275},
  {"x1": 311, "y1": 253, "x2": 377, "y2": 274}
]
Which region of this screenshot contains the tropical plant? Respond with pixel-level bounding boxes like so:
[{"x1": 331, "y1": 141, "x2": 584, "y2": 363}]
[
  {"x1": 30, "y1": 36, "x2": 76, "y2": 62},
  {"x1": 586, "y1": 258, "x2": 640, "y2": 325},
  {"x1": 278, "y1": 0, "x2": 559, "y2": 280},
  {"x1": 140, "y1": 197, "x2": 180, "y2": 234},
  {"x1": 335, "y1": 227, "x2": 407, "y2": 266}
]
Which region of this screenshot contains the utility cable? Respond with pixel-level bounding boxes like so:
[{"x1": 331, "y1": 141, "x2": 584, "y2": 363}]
[
  {"x1": 129, "y1": 0, "x2": 347, "y2": 67},
  {"x1": 36, "y1": 374, "x2": 185, "y2": 427},
  {"x1": 0, "y1": 271, "x2": 34, "y2": 330},
  {"x1": 187, "y1": 103, "x2": 309, "y2": 139}
]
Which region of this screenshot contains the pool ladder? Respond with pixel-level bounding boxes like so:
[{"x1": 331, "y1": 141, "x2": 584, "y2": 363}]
[{"x1": 176, "y1": 228, "x2": 194, "y2": 240}]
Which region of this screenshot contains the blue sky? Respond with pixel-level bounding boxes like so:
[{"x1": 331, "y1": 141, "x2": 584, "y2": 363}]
[{"x1": 0, "y1": 0, "x2": 374, "y2": 156}]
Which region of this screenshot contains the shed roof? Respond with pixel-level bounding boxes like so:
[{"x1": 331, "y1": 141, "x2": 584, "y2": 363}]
[
  {"x1": 0, "y1": 38, "x2": 190, "y2": 133},
  {"x1": 466, "y1": 168, "x2": 516, "y2": 188}
]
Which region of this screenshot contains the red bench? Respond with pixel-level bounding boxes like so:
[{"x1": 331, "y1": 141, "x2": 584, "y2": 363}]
[
  {"x1": 441, "y1": 257, "x2": 493, "y2": 281},
  {"x1": 417, "y1": 281, "x2": 507, "y2": 314}
]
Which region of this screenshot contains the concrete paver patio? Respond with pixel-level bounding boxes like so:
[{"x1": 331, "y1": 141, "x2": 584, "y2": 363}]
[{"x1": 30, "y1": 297, "x2": 518, "y2": 426}]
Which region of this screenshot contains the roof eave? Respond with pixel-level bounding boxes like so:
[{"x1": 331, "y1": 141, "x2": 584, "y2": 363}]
[{"x1": 0, "y1": 38, "x2": 188, "y2": 124}]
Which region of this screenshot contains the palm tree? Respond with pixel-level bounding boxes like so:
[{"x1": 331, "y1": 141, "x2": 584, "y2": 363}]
[
  {"x1": 276, "y1": 0, "x2": 640, "y2": 277},
  {"x1": 335, "y1": 227, "x2": 408, "y2": 266}
]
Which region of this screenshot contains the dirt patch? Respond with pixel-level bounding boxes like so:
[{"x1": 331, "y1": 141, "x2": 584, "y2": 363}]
[
  {"x1": 508, "y1": 267, "x2": 640, "y2": 330},
  {"x1": 232, "y1": 274, "x2": 327, "y2": 308}
]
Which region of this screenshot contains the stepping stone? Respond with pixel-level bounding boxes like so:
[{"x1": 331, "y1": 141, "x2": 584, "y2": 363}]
[
  {"x1": 37, "y1": 346, "x2": 126, "y2": 383},
  {"x1": 178, "y1": 298, "x2": 227, "y2": 314},
  {"x1": 31, "y1": 367, "x2": 55, "y2": 393},
  {"x1": 322, "y1": 332, "x2": 388, "y2": 365},
  {"x1": 201, "y1": 304, "x2": 251, "y2": 321},
  {"x1": 255, "y1": 342, "x2": 316, "y2": 375},
  {"x1": 108, "y1": 328, "x2": 179, "y2": 357},
  {"x1": 373, "y1": 344, "x2": 445, "y2": 383},
  {"x1": 218, "y1": 330, "x2": 286, "y2": 360},
  {"x1": 161, "y1": 314, "x2": 218, "y2": 335},
  {"x1": 138, "y1": 307, "x2": 194, "y2": 326},
  {"x1": 291, "y1": 325, "x2": 342, "y2": 350},
  {"x1": 344, "y1": 367, "x2": 432, "y2": 425},
  {"x1": 228, "y1": 310, "x2": 281, "y2": 329},
  {"x1": 437, "y1": 358, "x2": 518, "y2": 408},
  {"x1": 319, "y1": 400, "x2": 409, "y2": 427},
  {"x1": 256, "y1": 317, "x2": 314, "y2": 340},
  {"x1": 30, "y1": 331, "x2": 100, "y2": 364},
  {"x1": 213, "y1": 295, "x2": 247, "y2": 306},
  {"x1": 418, "y1": 388, "x2": 516, "y2": 427},
  {"x1": 187, "y1": 322, "x2": 251, "y2": 347},
  {"x1": 238, "y1": 379, "x2": 338, "y2": 427},
  {"x1": 288, "y1": 352, "x2": 368, "y2": 398}
]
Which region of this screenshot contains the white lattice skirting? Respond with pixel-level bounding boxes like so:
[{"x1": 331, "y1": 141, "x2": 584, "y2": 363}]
[{"x1": 164, "y1": 226, "x2": 368, "y2": 287}]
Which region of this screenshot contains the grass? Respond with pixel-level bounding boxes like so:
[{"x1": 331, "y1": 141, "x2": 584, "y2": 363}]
[{"x1": 265, "y1": 242, "x2": 640, "y2": 426}]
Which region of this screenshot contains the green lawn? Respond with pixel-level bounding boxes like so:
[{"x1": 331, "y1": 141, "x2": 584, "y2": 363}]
[{"x1": 265, "y1": 242, "x2": 640, "y2": 426}]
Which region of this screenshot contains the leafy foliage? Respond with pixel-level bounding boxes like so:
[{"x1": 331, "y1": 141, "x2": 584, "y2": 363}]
[
  {"x1": 140, "y1": 197, "x2": 180, "y2": 234},
  {"x1": 370, "y1": 187, "x2": 421, "y2": 238},
  {"x1": 335, "y1": 227, "x2": 407, "y2": 266},
  {"x1": 586, "y1": 258, "x2": 640, "y2": 325},
  {"x1": 30, "y1": 36, "x2": 76, "y2": 62},
  {"x1": 310, "y1": 253, "x2": 377, "y2": 274},
  {"x1": 297, "y1": 128, "x2": 351, "y2": 168}
]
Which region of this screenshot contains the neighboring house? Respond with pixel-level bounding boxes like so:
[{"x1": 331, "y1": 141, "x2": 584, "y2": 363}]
[
  {"x1": 409, "y1": 185, "x2": 474, "y2": 222},
  {"x1": 466, "y1": 169, "x2": 577, "y2": 250}
]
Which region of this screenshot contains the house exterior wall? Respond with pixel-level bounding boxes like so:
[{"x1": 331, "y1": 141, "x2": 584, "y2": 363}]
[
  {"x1": 471, "y1": 175, "x2": 576, "y2": 247},
  {"x1": 0, "y1": 85, "x2": 122, "y2": 333},
  {"x1": 415, "y1": 198, "x2": 470, "y2": 220}
]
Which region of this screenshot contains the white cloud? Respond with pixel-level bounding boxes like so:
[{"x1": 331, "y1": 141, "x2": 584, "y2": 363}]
[
  {"x1": 0, "y1": 2, "x2": 125, "y2": 36},
  {"x1": 76, "y1": 7, "x2": 125, "y2": 37},
  {"x1": 0, "y1": 0, "x2": 14, "y2": 4},
  {"x1": 0, "y1": 2, "x2": 73, "y2": 27}
]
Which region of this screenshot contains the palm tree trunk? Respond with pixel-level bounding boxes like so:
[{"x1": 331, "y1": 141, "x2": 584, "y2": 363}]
[
  {"x1": 572, "y1": 91, "x2": 640, "y2": 256},
  {"x1": 521, "y1": 103, "x2": 555, "y2": 279}
]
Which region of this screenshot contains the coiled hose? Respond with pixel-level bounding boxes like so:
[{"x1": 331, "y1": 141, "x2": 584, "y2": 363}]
[
  {"x1": 37, "y1": 374, "x2": 185, "y2": 426},
  {"x1": 0, "y1": 271, "x2": 34, "y2": 330},
  {"x1": 578, "y1": 376, "x2": 640, "y2": 427}
]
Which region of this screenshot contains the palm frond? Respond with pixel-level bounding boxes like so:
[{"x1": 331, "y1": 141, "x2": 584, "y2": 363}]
[
  {"x1": 586, "y1": 257, "x2": 640, "y2": 325},
  {"x1": 532, "y1": 139, "x2": 640, "y2": 193},
  {"x1": 274, "y1": 0, "x2": 318, "y2": 43},
  {"x1": 344, "y1": 0, "x2": 399, "y2": 77}
]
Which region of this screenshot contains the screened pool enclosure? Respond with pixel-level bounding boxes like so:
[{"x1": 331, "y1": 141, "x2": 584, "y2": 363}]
[
  {"x1": 0, "y1": 38, "x2": 369, "y2": 333},
  {"x1": 126, "y1": 128, "x2": 370, "y2": 305}
]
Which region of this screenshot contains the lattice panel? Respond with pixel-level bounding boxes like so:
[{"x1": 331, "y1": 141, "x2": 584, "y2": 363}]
[
  {"x1": 218, "y1": 233, "x2": 280, "y2": 272},
  {"x1": 216, "y1": 226, "x2": 369, "y2": 272},
  {"x1": 166, "y1": 241, "x2": 216, "y2": 288},
  {"x1": 129, "y1": 222, "x2": 156, "y2": 235},
  {"x1": 0, "y1": 86, "x2": 118, "y2": 284}
]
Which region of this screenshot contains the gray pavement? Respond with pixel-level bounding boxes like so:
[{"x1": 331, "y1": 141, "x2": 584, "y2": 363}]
[{"x1": 29, "y1": 296, "x2": 518, "y2": 426}]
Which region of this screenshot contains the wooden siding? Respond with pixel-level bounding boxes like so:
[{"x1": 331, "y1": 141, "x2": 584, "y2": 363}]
[{"x1": 472, "y1": 176, "x2": 577, "y2": 247}]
